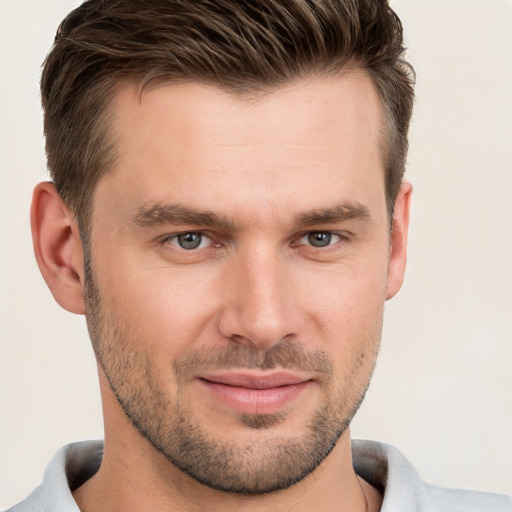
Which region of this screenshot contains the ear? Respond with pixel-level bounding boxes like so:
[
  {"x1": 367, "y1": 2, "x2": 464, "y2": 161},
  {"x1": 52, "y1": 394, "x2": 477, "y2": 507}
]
[
  {"x1": 385, "y1": 181, "x2": 412, "y2": 300},
  {"x1": 31, "y1": 182, "x2": 86, "y2": 314}
]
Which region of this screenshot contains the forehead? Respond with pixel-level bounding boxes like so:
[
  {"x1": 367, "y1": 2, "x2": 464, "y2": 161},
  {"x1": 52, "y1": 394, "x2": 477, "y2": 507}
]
[
  {"x1": 96, "y1": 70, "x2": 386, "y2": 226},
  {"x1": 112, "y1": 69, "x2": 383, "y2": 150}
]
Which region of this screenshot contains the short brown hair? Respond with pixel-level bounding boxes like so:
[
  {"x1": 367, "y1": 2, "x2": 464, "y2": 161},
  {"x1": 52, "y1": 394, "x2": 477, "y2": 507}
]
[{"x1": 41, "y1": 0, "x2": 415, "y2": 233}]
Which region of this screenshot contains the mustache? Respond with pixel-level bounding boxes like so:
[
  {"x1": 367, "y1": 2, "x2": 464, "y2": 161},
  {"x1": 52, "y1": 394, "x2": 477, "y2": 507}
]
[{"x1": 173, "y1": 343, "x2": 333, "y2": 378}]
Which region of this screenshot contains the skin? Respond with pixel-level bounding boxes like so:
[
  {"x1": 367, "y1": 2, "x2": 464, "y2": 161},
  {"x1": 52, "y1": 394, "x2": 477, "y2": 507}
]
[{"x1": 32, "y1": 69, "x2": 411, "y2": 512}]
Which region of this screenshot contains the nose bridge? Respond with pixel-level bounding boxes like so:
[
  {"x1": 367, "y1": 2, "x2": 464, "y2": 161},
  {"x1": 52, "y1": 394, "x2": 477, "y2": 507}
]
[{"x1": 218, "y1": 242, "x2": 299, "y2": 349}]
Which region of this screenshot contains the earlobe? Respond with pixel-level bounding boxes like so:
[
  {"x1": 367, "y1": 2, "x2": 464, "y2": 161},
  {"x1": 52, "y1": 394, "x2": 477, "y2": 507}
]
[
  {"x1": 385, "y1": 181, "x2": 412, "y2": 300},
  {"x1": 31, "y1": 182, "x2": 86, "y2": 314}
]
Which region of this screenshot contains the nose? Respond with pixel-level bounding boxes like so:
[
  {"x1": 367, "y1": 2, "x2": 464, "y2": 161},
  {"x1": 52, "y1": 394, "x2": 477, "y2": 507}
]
[{"x1": 217, "y1": 246, "x2": 301, "y2": 351}]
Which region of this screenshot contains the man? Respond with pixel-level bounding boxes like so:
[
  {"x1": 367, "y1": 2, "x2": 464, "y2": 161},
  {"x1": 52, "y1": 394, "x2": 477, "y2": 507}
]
[{"x1": 6, "y1": 1, "x2": 511, "y2": 511}]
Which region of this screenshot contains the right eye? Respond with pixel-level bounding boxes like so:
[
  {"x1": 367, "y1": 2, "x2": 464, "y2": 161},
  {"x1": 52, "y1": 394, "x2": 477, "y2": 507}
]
[{"x1": 165, "y1": 232, "x2": 212, "y2": 250}]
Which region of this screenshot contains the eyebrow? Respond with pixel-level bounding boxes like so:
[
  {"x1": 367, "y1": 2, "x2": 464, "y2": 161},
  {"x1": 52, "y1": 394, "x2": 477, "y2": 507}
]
[
  {"x1": 131, "y1": 203, "x2": 235, "y2": 229},
  {"x1": 131, "y1": 201, "x2": 370, "y2": 230},
  {"x1": 293, "y1": 203, "x2": 371, "y2": 228}
]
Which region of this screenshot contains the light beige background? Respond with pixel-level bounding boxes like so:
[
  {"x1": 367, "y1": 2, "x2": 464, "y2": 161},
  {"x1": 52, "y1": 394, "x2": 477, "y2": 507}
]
[{"x1": 1, "y1": 0, "x2": 511, "y2": 508}]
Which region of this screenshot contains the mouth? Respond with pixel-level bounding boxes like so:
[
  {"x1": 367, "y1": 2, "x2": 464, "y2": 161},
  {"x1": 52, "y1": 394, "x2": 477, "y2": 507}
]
[{"x1": 198, "y1": 371, "x2": 314, "y2": 415}]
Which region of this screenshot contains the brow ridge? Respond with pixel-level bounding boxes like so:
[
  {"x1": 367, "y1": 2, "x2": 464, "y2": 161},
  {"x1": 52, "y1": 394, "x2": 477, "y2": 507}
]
[
  {"x1": 293, "y1": 203, "x2": 370, "y2": 228},
  {"x1": 131, "y1": 203, "x2": 235, "y2": 229},
  {"x1": 131, "y1": 201, "x2": 370, "y2": 230}
]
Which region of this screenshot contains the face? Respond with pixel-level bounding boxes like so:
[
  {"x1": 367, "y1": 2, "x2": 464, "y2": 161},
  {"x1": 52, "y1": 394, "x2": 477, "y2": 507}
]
[{"x1": 84, "y1": 71, "x2": 406, "y2": 494}]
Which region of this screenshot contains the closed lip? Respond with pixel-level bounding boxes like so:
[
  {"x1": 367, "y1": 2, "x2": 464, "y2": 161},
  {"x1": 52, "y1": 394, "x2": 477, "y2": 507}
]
[
  {"x1": 198, "y1": 371, "x2": 315, "y2": 415},
  {"x1": 198, "y1": 371, "x2": 312, "y2": 389}
]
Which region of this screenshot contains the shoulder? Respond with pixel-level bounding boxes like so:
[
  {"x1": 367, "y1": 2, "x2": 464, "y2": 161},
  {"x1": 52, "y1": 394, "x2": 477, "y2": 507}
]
[
  {"x1": 5, "y1": 441, "x2": 103, "y2": 512},
  {"x1": 352, "y1": 439, "x2": 512, "y2": 512},
  {"x1": 422, "y1": 483, "x2": 512, "y2": 512}
]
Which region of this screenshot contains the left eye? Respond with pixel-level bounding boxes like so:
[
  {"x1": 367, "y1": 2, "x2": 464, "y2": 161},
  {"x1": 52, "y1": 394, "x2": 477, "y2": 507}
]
[
  {"x1": 301, "y1": 232, "x2": 341, "y2": 248},
  {"x1": 168, "y1": 232, "x2": 211, "y2": 250}
]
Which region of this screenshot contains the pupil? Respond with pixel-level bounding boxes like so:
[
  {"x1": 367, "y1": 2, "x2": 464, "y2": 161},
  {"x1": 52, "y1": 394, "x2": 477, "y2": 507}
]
[
  {"x1": 178, "y1": 233, "x2": 201, "y2": 249},
  {"x1": 308, "y1": 232, "x2": 331, "y2": 247}
]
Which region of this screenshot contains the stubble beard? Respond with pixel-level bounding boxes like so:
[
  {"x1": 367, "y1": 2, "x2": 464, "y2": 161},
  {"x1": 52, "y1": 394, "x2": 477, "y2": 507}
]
[{"x1": 83, "y1": 265, "x2": 380, "y2": 495}]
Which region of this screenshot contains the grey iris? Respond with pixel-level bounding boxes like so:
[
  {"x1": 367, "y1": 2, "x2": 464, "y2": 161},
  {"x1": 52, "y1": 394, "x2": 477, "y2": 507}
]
[
  {"x1": 308, "y1": 232, "x2": 332, "y2": 247},
  {"x1": 178, "y1": 232, "x2": 202, "y2": 250}
]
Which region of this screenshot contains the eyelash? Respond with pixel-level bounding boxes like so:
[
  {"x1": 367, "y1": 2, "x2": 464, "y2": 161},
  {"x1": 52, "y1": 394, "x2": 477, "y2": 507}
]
[
  {"x1": 295, "y1": 231, "x2": 343, "y2": 249},
  {"x1": 162, "y1": 232, "x2": 216, "y2": 251},
  {"x1": 160, "y1": 230, "x2": 349, "y2": 251}
]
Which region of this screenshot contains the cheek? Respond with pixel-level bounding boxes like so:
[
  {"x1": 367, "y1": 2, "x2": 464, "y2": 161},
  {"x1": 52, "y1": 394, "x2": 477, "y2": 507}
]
[
  {"x1": 298, "y1": 258, "x2": 387, "y2": 374},
  {"x1": 93, "y1": 247, "x2": 221, "y2": 355},
  {"x1": 300, "y1": 257, "x2": 388, "y2": 329}
]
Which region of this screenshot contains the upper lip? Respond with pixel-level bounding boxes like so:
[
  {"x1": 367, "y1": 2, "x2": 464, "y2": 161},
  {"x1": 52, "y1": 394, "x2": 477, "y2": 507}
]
[{"x1": 199, "y1": 371, "x2": 311, "y2": 390}]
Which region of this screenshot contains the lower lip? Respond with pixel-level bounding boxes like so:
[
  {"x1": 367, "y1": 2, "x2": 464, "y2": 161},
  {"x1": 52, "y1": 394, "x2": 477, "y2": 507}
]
[{"x1": 200, "y1": 380, "x2": 312, "y2": 415}]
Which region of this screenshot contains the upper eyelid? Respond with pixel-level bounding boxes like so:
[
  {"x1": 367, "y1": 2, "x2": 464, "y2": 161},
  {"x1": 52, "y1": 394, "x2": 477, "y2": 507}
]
[
  {"x1": 158, "y1": 229, "x2": 351, "y2": 245},
  {"x1": 160, "y1": 232, "x2": 215, "y2": 252},
  {"x1": 296, "y1": 229, "x2": 352, "y2": 239},
  {"x1": 292, "y1": 230, "x2": 352, "y2": 248},
  {"x1": 160, "y1": 230, "x2": 211, "y2": 240}
]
